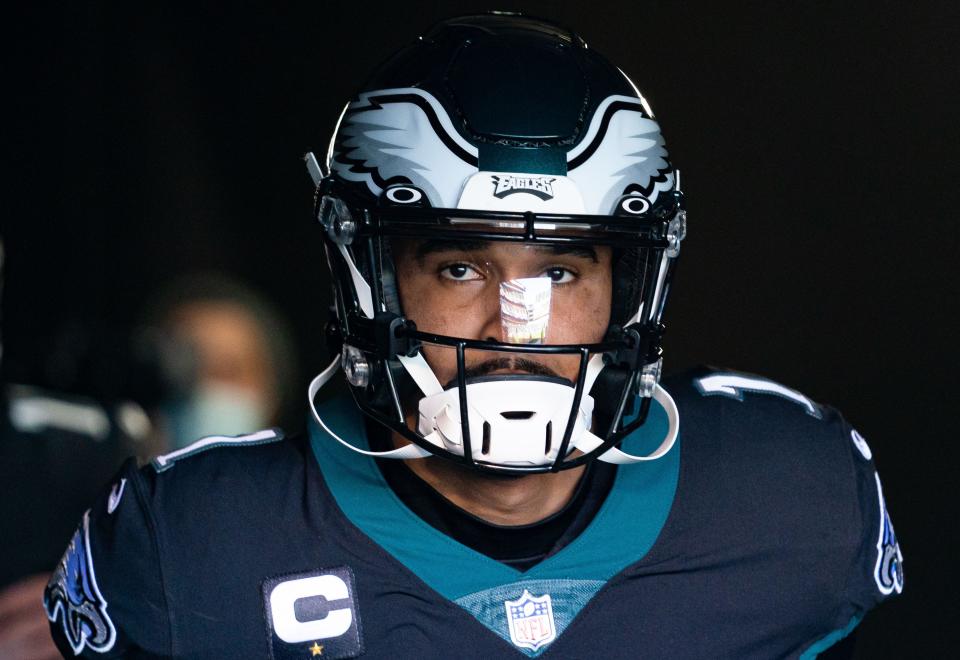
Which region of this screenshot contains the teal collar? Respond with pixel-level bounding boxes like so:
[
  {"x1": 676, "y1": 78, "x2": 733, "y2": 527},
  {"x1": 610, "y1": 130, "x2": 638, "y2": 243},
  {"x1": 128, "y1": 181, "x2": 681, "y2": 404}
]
[{"x1": 309, "y1": 396, "x2": 679, "y2": 600}]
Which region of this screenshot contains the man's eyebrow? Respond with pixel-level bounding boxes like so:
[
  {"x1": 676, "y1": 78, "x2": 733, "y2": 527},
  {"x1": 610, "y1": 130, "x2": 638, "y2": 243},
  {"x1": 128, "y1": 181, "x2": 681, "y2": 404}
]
[
  {"x1": 412, "y1": 239, "x2": 598, "y2": 262},
  {"x1": 542, "y1": 244, "x2": 598, "y2": 262},
  {"x1": 413, "y1": 239, "x2": 490, "y2": 261}
]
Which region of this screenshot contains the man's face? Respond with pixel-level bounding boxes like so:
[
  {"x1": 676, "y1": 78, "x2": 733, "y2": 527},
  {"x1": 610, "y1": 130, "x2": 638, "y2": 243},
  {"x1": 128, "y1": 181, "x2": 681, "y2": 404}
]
[
  {"x1": 167, "y1": 301, "x2": 276, "y2": 414},
  {"x1": 393, "y1": 239, "x2": 613, "y2": 387}
]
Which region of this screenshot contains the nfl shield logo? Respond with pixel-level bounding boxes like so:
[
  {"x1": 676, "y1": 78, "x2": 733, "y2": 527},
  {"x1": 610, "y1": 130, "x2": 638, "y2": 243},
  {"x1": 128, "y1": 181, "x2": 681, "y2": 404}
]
[{"x1": 504, "y1": 589, "x2": 556, "y2": 651}]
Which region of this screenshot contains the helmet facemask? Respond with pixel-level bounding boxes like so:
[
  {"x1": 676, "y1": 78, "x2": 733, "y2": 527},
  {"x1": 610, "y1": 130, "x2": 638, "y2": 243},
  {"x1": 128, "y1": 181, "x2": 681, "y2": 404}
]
[{"x1": 307, "y1": 167, "x2": 684, "y2": 474}]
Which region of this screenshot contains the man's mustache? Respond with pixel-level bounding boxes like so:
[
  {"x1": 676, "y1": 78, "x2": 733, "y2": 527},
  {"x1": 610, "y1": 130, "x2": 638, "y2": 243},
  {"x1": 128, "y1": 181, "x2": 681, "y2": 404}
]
[{"x1": 444, "y1": 357, "x2": 561, "y2": 388}]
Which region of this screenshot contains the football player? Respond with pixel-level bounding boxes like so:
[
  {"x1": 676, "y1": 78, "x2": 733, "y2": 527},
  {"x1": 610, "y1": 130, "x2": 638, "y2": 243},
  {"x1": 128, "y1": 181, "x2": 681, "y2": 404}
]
[{"x1": 45, "y1": 13, "x2": 902, "y2": 658}]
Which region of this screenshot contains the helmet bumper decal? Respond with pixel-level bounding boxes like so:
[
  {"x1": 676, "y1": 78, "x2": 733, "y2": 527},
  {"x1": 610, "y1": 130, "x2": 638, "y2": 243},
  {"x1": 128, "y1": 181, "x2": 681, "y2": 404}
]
[{"x1": 458, "y1": 172, "x2": 587, "y2": 214}]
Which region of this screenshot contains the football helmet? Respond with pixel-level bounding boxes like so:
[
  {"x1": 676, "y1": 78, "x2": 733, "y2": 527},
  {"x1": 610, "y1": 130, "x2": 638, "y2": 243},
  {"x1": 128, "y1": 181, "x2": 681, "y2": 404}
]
[{"x1": 306, "y1": 13, "x2": 685, "y2": 474}]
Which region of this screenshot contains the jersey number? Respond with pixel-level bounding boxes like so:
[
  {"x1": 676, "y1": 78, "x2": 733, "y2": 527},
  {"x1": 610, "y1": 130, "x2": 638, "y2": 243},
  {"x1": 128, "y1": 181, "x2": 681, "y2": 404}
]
[{"x1": 695, "y1": 373, "x2": 821, "y2": 418}]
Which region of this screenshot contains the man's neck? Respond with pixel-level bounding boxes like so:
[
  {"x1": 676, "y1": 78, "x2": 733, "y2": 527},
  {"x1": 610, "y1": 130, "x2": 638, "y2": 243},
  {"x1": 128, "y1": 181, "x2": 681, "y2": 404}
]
[{"x1": 394, "y1": 432, "x2": 585, "y2": 526}]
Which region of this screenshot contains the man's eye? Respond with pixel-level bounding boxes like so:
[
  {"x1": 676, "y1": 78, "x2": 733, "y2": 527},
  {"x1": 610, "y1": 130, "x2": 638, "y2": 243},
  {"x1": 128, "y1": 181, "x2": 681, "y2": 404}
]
[
  {"x1": 544, "y1": 267, "x2": 575, "y2": 284},
  {"x1": 440, "y1": 264, "x2": 482, "y2": 281}
]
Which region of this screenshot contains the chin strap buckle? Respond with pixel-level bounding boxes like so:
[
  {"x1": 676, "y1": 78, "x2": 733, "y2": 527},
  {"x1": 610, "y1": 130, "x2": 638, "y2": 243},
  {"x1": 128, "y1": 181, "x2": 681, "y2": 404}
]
[
  {"x1": 602, "y1": 323, "x2": 665, "y2": 398},
  {"x1": 341, "y1": 345, "x2": 371, "y2": 387},
  {"x1": 666, "y1": 210, "x2": 687, "y2": 258},
  {"x1": 638, "y1": 358, "x2": 663, "y2": 398},
  {"x1": 374, "y1": 312, "x2": 421, "y2": 360},
  {"x1": 342, "y1": 311, "x2": 421, "y2": 361},
  {"x1": 336, "y1": 313, "x2": 421, "y2": 388},
  {"x1": 603, "y1": 323, "x2": 663, "y2": 369}
]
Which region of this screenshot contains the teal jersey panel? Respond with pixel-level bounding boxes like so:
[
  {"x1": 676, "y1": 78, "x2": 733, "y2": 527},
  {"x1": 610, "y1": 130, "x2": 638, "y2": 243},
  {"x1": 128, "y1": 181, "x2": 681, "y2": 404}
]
[
  {"x1": 456, "y1": 578, "x2": 605, "y2": 657},
  {"x1": 799, "y1": 615, "x2": 862, "y2": 659},
  {"x1": 308, "y1": 394, "x2": 680, "y2": 602}
]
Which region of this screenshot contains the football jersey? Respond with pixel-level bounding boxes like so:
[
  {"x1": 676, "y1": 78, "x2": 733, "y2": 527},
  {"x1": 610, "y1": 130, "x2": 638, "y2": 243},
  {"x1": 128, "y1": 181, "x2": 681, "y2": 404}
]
[
  {"x1": 45, "y1": 368, "x2": 903, "y2": 658},
  {"x1": 1, "y1": 385, "x2": 141, "y2": 588}
]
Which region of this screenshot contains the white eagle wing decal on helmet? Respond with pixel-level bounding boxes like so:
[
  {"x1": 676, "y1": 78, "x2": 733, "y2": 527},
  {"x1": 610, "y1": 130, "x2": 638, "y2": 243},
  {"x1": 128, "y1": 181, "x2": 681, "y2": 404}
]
[
  {"x1": 566, "y1": 95, "x2": 674, "y2": 214},
  {"x1": 330, "y1": 87, "x2": 479, "y2": 208}
]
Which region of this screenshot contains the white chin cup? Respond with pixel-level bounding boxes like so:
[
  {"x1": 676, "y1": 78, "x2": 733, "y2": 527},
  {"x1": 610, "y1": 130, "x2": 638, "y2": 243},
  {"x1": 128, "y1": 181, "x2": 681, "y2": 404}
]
[{"x1": 416, "y1": 379, "x2": 594, "y2": 467}]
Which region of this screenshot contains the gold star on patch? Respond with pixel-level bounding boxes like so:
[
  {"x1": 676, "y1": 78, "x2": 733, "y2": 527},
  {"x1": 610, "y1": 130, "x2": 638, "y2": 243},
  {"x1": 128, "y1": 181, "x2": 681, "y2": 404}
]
[{"x1": 309, "y1": 641, "x2": 323, "y2": 656}]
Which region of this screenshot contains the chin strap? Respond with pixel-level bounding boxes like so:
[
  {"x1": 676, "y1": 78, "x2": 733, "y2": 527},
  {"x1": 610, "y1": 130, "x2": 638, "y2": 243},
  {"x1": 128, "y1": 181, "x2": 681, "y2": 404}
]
[
  {"x1": 309, "y1": 348, "x2": 677, "y2": 465},
  {"x1": 397, "y1": 353, "x2": 444, "y2": 396},
  {"x1": 308, "y1": 356, "x2": 431, "y2": 459},
  {"x1": 573, "y1": 384, "x2": 679, "y2": 463}
]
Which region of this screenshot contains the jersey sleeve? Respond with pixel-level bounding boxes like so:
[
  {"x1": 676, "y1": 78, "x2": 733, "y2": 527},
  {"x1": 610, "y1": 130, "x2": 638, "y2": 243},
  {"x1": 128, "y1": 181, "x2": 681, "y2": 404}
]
[
  {"x1": 44, "y1": 457, "x2": 171, "y2": 658},
  {"x1": 837, "y1": 417, "x2": 904, "y2": 614}
]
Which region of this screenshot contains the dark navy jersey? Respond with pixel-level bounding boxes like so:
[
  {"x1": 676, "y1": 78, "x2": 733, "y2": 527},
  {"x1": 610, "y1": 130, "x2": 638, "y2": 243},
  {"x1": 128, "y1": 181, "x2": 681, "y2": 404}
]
[
  {"x1": 1, "y1": 385, "x2": 141, "y2": 587},
  {"x1": 45, "y1": 368, "x2": 903, "y2": 659}
]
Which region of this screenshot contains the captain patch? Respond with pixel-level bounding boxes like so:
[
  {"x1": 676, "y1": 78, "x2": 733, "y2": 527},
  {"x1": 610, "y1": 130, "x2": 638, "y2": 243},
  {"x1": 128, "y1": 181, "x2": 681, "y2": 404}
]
[{"x1": 263, "y1": 567, "x2": 363, "y2": 660}]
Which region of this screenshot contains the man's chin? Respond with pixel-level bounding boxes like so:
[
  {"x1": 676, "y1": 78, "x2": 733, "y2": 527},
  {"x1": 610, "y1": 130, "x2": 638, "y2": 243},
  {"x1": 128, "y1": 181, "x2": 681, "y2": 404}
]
[{"x1": 422, "y1": 453, "x2": 535, "y2": 481}]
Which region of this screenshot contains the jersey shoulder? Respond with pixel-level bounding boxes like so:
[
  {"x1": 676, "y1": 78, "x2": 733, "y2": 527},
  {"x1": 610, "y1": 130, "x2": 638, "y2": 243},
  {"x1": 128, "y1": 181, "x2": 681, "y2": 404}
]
[
  {"x1": 139, "y1": 427, "x2": 316, "y2": 529},
  {"x1": 660, "y1": 365, "x2": 904, "y2": 612},
  {"x1": 663, "y1": 365, "x2": 857, "y2": 459},
  {"x1": 149, "y1": 426, "x2": 289, "y2": 472},
  {"x1": 664, "y1": 365, "x2": 829, "y2": 423},
  {"x1": 44, "y1": 428, "x2": 320, "y2": 657},
  {"x1": 662, "y1": 364, "x2": 868, "y2": 500}
]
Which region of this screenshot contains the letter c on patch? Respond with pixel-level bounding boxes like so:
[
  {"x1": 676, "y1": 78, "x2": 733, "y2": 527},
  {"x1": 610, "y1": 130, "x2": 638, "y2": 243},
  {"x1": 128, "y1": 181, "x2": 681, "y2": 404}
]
[{"x1": 269, "y1": 575, "x2": 353, "y2": 643}]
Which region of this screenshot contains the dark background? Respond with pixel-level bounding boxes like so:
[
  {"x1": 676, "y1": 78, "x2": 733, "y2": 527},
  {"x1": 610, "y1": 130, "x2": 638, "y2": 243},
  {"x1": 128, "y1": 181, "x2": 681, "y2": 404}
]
[{"x1": 6, "y1": 1, "x2": 957, "y2": 655}]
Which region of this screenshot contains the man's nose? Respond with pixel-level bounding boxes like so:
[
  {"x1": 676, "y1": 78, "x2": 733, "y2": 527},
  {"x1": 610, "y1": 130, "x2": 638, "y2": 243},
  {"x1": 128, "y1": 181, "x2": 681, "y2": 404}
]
[
  {"x1": 476, "y1": 281, "x2": 505, "y2": 342},
  {"x1": 476, "y1": 276, "x2": 554, "y2": 344}
]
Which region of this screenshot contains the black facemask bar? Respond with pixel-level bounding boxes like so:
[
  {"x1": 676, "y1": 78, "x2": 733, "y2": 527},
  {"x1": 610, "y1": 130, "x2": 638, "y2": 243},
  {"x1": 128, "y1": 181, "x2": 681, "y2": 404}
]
[{"x1": 315, "y1": 175, "x2": 684, "y2": 474}]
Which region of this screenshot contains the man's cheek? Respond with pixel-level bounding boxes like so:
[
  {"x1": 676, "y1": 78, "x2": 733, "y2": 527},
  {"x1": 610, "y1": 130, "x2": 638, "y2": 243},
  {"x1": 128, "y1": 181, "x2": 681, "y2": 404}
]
[
  {"x1": 424, "y1": 309, "x2": 483, "y2": 338},
  {"x1": 421, "y1": 342, "x2": 456, "y2": 373},
  {"x1": 417, "y1": 313, "x2": 455, "y2": 336},
  {"x1": 550, "y1": 300, "x2": 608, "y2": 343}
]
